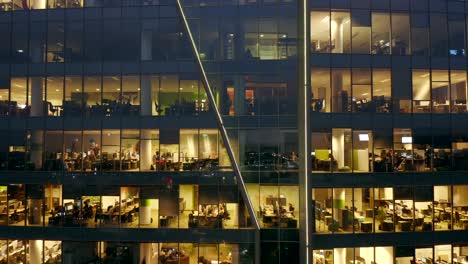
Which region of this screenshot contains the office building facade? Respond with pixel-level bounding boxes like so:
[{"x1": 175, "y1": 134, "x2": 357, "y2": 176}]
[
  {"x1": 0, "y1": 0, "x2": 467, "y2": 263},
  {"x1": 308, "y1": 0, "x2": 468, "y2": 263}
]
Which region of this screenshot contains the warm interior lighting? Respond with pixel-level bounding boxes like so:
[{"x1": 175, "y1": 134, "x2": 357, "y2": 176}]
[
  {"x1": 359, "y1": 134, "x2": 369, "y2": 141},
  {"x1": 402, "y1": 136, "x2": 412, "y2": 143}
]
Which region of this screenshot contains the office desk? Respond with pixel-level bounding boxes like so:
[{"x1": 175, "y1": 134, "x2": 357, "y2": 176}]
[
  {"x1": 382, "y1": 220, "x2": 394, "y2": 231},
  {"x1": 459, "y1": 212, "x2": 468, "y2": 219},
  {"x1": 398, "y1": 215, "x2": 413, "y2": 221},
  {"x1": 159, "y1": 216, "x2": 170, "y2": 227},
  {"x1": 361, "y1": 221, "x2": 373, "y2": 232},
  {"x1": 399, "y1": 220, "x2": 412, "y2": 231},
  {"x1": 460, "y1": 219, "x2": 468, "y2": 229},
  {"x1": 433, "y1": 104, "x2": 450, "y2": 113},
  {"x1": 422, "y1": 221, "x2": 433, "y2": 231},
  {"x1": 190, "y1": 215, "x2": 222, "y2": 228}
]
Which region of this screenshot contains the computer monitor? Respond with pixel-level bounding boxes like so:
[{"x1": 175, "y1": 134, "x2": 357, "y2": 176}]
[
  {"x1": 359, "y1": 134, "x2": 369, "y2": 142},
  {"x1": 65, "y1": 204, "x2": 73, "y2": 211},
  {"x1": 402, "y1": 136, "x2": 412, "y2": 143}
]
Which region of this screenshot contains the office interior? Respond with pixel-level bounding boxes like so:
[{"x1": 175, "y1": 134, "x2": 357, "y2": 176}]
[
  {"x1": 311, "y1": 128, "x2": 468, "y2": 173},
  {"x1": 313, "y1": 244, "x2": 468, "y2": 264},
  {"x1": 312, "y1": 185, "x2": 468, "y2": 234},
  {"x1": 310, "y1": 11, "x2": 464, "y2": 58},
  {"x1": 0, "y1": 240, "x2": 246, "y2": 264},
  {"x1": 0, "y1": 128, "x2": 230, "y2": 172},
  {"x1": 0, "y1": 184, "x2": 254, "y2": 230},
  {"x1": 311, "y1": 67, "x2": 468, "y2": 114},
  {"x1": 0, "y1": 239, "x2": 61, "y2": 264},
  {"x1": 246, "y1": 184, "x2": 299, "y2": 228},
  {"x1": 1, "y1": 75, "x2": 209, "y2": 118},
  {"x1": 236, "y1": 129, "x2": 299, "y2": 172},
  {"x1": 0, "y1": 73, "x2": 299, "y2": 119}
]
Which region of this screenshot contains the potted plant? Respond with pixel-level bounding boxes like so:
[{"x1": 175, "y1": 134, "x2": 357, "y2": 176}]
[
  {"x1": 328, "y1": 219, "x2": 340, "y2": 232},
  {"x1": 376, "y1": 207, "x2": 387, "y2": 230}
]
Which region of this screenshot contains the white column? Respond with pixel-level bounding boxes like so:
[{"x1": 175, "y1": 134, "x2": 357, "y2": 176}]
[
  {"x1": 140, "y1": 199, "x2": 151, "y2": 225},
  {"x1": 333, "y1": 188, "x2": 345, "y2": 220},
  {"x1": 140, "y1": 132, "x2": 152, "y2": 171},
  {"x1": 139, "y1": 243, "x2": 153, "y2": 264},
  {"x1": 332, "y1": 129, "x2": 345, "y2": 168},
  {"x1": 29, "y1": 240, "x2": 42, "y2": 264},
  {"x1": 334, "y1": 248, "x2": 346, "y2": 264},
  {"x1": 331, "y1": 19, "x2": 343, "y2": 53},
  {"x1": 231, "y1": 244, "x2": 239, "y2": 264},
  {"x1": 30, "y1": 199, "x2": 43, "y2": 225},
  {"x1": 31, "y1": 0, "x2": 46, "y2": 9}
]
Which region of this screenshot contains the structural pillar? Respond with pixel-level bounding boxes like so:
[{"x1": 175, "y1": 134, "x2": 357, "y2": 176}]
[
  {"x1": 331, "y1": 19, "x2": 343, "y2": 53},
  {"x1": 234, "y1": 76, "x2": 245, "y2": 116},
  {"x1": 140, "y1": 28, "x2": 153, "y2": 171},
  {"x1": 31, "y1": 0, "x2": 46, "y2": 9},
  {"x1": 140, "y1": 199, "x2": 152, "y2": 225},
  {"x1": 332, "y1": 71, "x2": 344, "y2": 112},
  {"x1": 29, "y1": 199, "x2": 43, "y2": 225},
  {"x1": 140, "y1": 131, "x2": 152, "y2": 171},
  {"x1": 29, "y1": 240, "x2": 42, "y2": 264},
  {"x1": 332, "y1": 188, "x2": 345, "y2": 221},
  {"x1": 30, "y1": 74, "x2": 44, "y2": 170},
  {"x1": 139, "y1": 243, "x2": 153, "y2": 264}
]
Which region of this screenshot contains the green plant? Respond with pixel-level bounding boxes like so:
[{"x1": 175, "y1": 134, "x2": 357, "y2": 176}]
[
  {"x1": 328, "y1": 219, "x2": 340, "y2": 232},
  {"x1": 376, "y1": 207, "x2": 387, "y2": 224}
]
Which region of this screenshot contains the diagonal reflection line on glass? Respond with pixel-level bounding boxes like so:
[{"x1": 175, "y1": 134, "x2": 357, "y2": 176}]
[{"x1": 175, "y1": 0, "x2": 260, "y2": 230}]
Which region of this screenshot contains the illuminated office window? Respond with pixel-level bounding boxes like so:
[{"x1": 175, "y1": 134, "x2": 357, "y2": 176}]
[{"x1": 412, "y1": 69, "x2": 431, "y2": 113}]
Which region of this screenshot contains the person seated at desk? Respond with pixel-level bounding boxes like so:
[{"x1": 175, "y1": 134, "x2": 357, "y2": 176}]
[
  {"x1": 83, "y1": 155, "x2": 92, "y2": 170},
  {"x1": 151, "y1": 151, "x2": 160, "y2": 170},
  {"x1": 289, "y1": 203, "x2": 295, "y2": 217},
  {"x1": 87, "y1": 149, "x2": 97, "y2": 162},
  {"x1": 280, "y1": 206, "x2": 287, "y2": 215},
  {"x1": 72, "y1": 205, "x2": 80, "y2": 219},
  {"x1": 83, "y1": 202, "x2": 93, "y2": 219},
  {"x1": 94, "y1": 206, "x2": 103, "y2": 223}
]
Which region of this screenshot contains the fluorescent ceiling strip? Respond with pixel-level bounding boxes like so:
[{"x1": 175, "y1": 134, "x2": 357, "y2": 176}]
[{"x1": 176, "y1": 0, "x2": 260, "y2": 230}]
